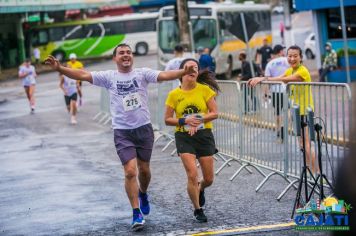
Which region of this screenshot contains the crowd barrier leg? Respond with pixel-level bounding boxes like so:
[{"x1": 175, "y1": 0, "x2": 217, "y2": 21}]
[
  {"x1": 255, "y1": 172, "x2": 298, "y2": 193},
  {"x1": 93, "y1": 112, "x2": 104, "y2": 121},
  {"x1": 98, "y1": 113, "x2": 109, "y2": 124},
  {"x1": 276, "y1": 178, "x2": 319, "y2": 201},
  {"x1": 103, "y1": 116, "x2": 111, "y2": 125},
  {"x1": 170, "y1": 148, "x2": 177, "y2": 156},
  {"x1": 229, "y1": 162, "x2": 266, "y2": 181},
  {"x1": 161, "y1": 135, "x2": 175, "y2": 152}
]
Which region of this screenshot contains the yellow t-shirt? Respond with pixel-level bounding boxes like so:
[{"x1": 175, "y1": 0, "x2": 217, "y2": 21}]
[
  {"x1": 67, "y1": 60, "x2": 84, "y2": 69},
  {"x1": 284, "y1": 65, "x2": 314, "y2": 115},
  {"x1": 165, "y1": 83, "x2": 216, "y2": 132}
]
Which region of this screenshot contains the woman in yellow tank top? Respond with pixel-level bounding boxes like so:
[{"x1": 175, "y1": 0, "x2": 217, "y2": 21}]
[
  {"x1": 248, "y1": 45, "x2": 317, "y2": 174},
  {"x1": 165, "y1": 58, "x2": 220, "y2": 223}
]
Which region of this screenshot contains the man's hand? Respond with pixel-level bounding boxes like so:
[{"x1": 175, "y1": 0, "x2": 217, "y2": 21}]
[
  {"x1": 182, "y1": 64, "x2": 197, "y2": 76},
  {"x1": 44, "y1": 55, "x2": 61, "y2": 71},
  {"x1": 248, "y1": 77, "x2": 265, "y2": 87}
]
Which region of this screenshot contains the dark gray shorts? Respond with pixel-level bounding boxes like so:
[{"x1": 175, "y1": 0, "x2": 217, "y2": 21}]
[
  {"x1": 113, "y1": 123, "x2": 154, "y2": 165},
  {"x1": 175, "y1": 129, "x2": 218, "y2": 158}
]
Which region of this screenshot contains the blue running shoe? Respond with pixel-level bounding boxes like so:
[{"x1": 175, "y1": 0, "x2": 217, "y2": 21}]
[
  {"x1": 131, "y1": 211, "x2": 145, "y2": 231},
  {"x1": 139, "y1": 191, "x2": 150, "y2": 215}
]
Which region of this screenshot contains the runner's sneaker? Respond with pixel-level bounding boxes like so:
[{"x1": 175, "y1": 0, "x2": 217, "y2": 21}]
[
  {"x1": 199, "y1": 190, "x2": 205, "y2": 207},
  {"x1": 30, "y1": 108, "x2": 35, "y2": 114},
  {"x1": 139, "y1": 191, "x2": 150, "y2": 215},
  {"x1": 194, "y1": 208, "x2": 208, "y2": 222},
  {"x1": 70, "y1": 116, "x2": 77, "y2": 125},
  {"x1": 131, "y1": 210, "x2": 145, "y2": 231}
]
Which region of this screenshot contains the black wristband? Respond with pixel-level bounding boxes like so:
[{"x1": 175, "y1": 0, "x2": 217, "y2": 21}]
[{"x1": 178, "y1": 118, "x2": 186, "y2": 126}]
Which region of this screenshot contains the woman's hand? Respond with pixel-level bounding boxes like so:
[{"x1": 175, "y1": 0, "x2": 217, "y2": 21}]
[
  {"x1": 185, "y1": 115, "x2": 203, "y2": 136},
  {"x1": 247, "y1": 77, "x2": 265, "y2": 87},
  {"x1": 188, "y1": 126, "x2": 198, "y2": 136},
  {"x1": 185, "y1": 115, "x2": 202, "y2": 127}
]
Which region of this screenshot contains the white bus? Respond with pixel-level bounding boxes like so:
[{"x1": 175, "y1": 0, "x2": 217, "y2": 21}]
[
  {"x1": 30, "y1": 12, "x2": 158, "y2": 61},
  {"x1": 157, "y1": 2, "x2": 271, "y2": 78}
]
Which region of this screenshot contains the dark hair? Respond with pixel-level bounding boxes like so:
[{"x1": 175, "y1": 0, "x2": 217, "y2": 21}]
[
  {"x1": 239, "y1": 52, "x2": 246, "y2": 60},
  {"x1": 112, "y1": 43, "x2": 132, "y2": 56},
  {"x1": 174, "y1": 44, "x2": 184, "y2": 53},
  {"x1": 179, "y1": 58, "x2": 220, "y2": 93},
  {"x1": 287, "y1": 45, "x2": 303, "y2": 59}
]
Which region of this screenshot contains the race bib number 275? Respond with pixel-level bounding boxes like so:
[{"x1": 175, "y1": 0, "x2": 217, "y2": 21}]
[{"x1": 123, "y1": 92, "x2": 142, "y2": 111}]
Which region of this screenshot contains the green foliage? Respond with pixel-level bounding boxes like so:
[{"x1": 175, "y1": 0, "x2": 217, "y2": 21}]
[{"x1": 337, "y1": 48, "x2": 356, "y2": 57}]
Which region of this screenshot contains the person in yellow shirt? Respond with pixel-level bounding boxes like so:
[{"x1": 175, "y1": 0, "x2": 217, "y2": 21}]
[
  {"x1": 248, "y1": 45, "x2": 317, "y2": 174},
  {"x1": 67, "y1": 53, "x2": 84, "y2": 107},
  {"x1": 165, "y1": 58, "x2": 220, "y2": 223}
]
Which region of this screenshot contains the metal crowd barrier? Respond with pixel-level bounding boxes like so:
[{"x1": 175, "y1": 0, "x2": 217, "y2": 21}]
[
  {"x1": 277, "y1": 82, "x2": 352, "y2": 200},
  {"x1": 149, "y1": 80, "x2": 179, "y2": 155},
  {"x1": 93, "y1": 88, "x2": 111, "y2": 125},
  {"x1": 214, "y1": 81, "x2": 351, "y2": 201},
  {"x1": 94, "y1": 79, "x2": 351, "y2": 201}
]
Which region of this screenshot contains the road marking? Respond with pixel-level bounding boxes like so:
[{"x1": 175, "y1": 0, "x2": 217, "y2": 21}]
[{"x1": 189, "y1": 222, "x2": 295, "y2": 235}]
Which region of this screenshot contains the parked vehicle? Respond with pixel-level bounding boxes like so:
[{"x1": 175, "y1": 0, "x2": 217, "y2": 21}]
[{"x1": 304, "y1": 33, "x2": 316, "y2": 59}]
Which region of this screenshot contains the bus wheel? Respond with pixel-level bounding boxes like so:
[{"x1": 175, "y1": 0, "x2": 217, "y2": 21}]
[
  {"x1": 224, "y1": 56, "x2": 233, "y2": 79},
  {"x1": 136, "y1": 43, "x2": 148, "y2": 56},
  {"x1": 52, "y1": 51, "x2": 65, "y2": 62}
]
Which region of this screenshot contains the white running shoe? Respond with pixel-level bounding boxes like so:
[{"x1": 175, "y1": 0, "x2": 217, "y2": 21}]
[{"x1": 70, "y1": 116, "x2": 77, "y2": 125}]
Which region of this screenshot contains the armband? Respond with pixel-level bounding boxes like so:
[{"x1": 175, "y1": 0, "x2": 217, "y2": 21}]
[{"x1": 178, "y1": 118, "x2": 186, "y2": 126}]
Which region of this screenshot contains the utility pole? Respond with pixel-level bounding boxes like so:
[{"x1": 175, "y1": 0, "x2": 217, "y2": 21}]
[
  {"x1": 176, "y1": 0, "x2": 191, "y2": 50},
  {"x1": 283, "y1": 0, "x2": 294, "y2": 48}
]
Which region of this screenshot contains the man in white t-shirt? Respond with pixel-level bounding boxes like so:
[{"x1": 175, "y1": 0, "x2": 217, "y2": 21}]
[
  {"x1": 45, "y1": 43, "x2": 195, "y2": 231},
  {"x1": 165, "y1": 44, "x2": 185, "y2": 88},
  {"x1": 264, "y1": 44, "x2": 289, "y2": 143}
]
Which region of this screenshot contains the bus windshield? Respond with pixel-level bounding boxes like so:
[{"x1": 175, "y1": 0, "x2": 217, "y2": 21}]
[{"x1": 158, "y1": 19, "x2": 217, "y2": 53}]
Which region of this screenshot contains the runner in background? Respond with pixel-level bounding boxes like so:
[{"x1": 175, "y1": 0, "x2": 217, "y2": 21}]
[
  {"x1": 18, "y1": 58, "x2": 37, "y2": 114},
  {"x1": 59, "y1": 63, "x2": 79, "y2": 125},
  {"x1": 67, "y1": 53, "x2": 84, "y2": 108}
]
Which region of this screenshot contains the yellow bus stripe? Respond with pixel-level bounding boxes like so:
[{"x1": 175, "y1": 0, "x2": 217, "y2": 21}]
[{"x1": 189, "y1": 222, "x2": 296, "y2": 236}]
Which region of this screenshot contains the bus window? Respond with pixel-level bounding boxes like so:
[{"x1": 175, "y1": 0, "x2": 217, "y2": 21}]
[
  {"x1": 158, "y1": 20, "x2": 179, "y2": 53},
  {"x1": 49, "y1": 27, "x2": 65, "y2": 42},
  {"x1": 193, "y1": 19, "x2": 217, "y2": 50},
  {"x1": 104, "y1": 22, "x2": 125, "y2": 35},
  {"x1": 32, "y1": 30, "x2": 48, "y2": 46},
  {"x1": 89, "y1": 23, "x2": 105, "y2": 37},
  {"x1": 124, "y1": 19, "x2": 156, "y2": 33},
  {"x1": 64, "y1": 25, "x2": 87, "y2": 40}
]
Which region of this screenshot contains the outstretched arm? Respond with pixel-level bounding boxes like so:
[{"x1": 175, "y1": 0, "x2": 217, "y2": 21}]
[
  {"x1": 157, "y1": 64, "x2": 196, "y2": 82},
  {"x1": 45, "y1": 55, "x2": 93, "y2": 83}
]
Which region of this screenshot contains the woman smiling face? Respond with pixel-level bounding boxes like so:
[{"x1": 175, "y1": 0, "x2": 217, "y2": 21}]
[
  {"x1": 287, "y1": 48, "x2": 302, "y2": 69},
  {"x1": 181, "y1": 60, "x2": 199, "y2": 83}
]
